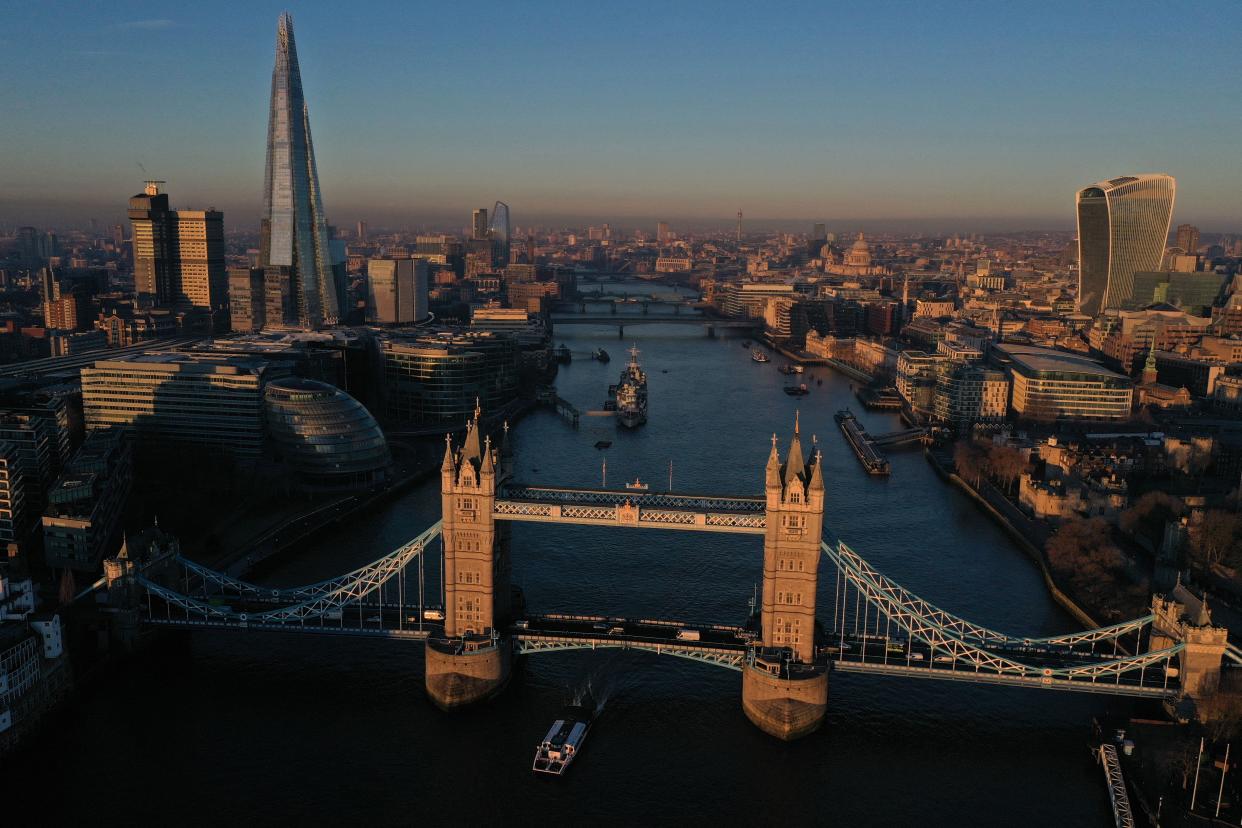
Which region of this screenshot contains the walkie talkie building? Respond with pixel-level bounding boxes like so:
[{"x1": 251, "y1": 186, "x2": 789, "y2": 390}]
[
  {"x1": 260, "y1": 12, "x2": 342, "y2": 329},
  {"x1": 1075, "y1": 174, "x2": 1175, "y2": 317}
]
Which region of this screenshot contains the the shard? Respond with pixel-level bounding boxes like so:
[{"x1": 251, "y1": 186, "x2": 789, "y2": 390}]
[{"x1": 260, "y1": 12, "x2": 343, "y2": 329}]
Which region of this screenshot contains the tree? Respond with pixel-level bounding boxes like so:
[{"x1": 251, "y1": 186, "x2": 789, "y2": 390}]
[
  {"x1": 1120, "y1": 491, "x2": 1185, "y2": 548},
  {"x1": 953, "y1": 440, "x2": 987, "y2": 488},
  {"x1": 986, "y1": 443, "x2": 1029, "y2": 494},
  {"x1": 1191, "y1": 510, "x2": 1242, "y2": 569},
  {"x1": 1046, "y1": 517, "x2": 1136, "y2": 612}
]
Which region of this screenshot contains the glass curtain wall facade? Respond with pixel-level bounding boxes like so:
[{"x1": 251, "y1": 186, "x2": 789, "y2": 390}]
[
  {"x1": 1075, "y1": 174, "x2": 1176, "y2": 317},
  {"x1": 265, "y1": 378, "x2": 390, "y2": 492},
  {"x1": 488, "y1": 201, "x2": 511, "y2": 267},
  {"x1": 261, "y1": 12, "x2": 341, "y2": 330}
]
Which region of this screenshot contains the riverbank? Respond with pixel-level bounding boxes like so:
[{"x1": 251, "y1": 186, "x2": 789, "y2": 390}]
[{"x1": 924, "y1": 446, "x2": 1101, "y2": 629}]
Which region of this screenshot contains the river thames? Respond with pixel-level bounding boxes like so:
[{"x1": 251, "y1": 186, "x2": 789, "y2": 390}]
[{"x1": 15, "y1": 295, "x2": 1121, "y2": 825}]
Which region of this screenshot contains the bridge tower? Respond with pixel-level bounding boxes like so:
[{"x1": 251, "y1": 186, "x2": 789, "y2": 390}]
[
  {"x1": 424, "y1": 406, "x2": 514, "y2": 710},
  {"x1": 742, "y1": 415, "x2": 830, "y2": 740},
  {"x1": 1149, "y1": 588, "x2": 1229, "y2": 700}
]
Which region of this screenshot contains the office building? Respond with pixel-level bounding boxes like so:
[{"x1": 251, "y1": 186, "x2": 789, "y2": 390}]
[
  {"x1": 379, "y1": 330, "x2": 519, "y2": 426},
  {"x1": 994, "y1": 344, "x2": 1133, "y2": 421},
  {"x1": 657, "y1": 221, "x2": 671, "y2": 243},
  {"x1": 1075, "y1": 174, "x2": 1176, "y2": 316},
  {"x1": 367, "y1": 258, "x2": 428, "y2": 324},
  {"x1": 1176, "y1": 223, "x2": 1200, "y2": 254},
  {"x1": 1126, "y1": 271, "x2": 1226, "y2": 315},
  {"x1": 128, "y1": 183, "x2": 226, "y2": 311},
  {"x1": 265, "y1": 378, "x2": 390, "y2": 492},
  {"x1": 81, "y1": 353, "x2": 278, "y2": 464},
  {"x1": 488, "y1": 201, "x2": 511, "y2": 267},
  {"x1": 472, "y1": 208, "x2": 489, "y2": 240},
  {"x1": 356, "y1": 220, "x2": 368, "y2": 242},
  {"x1": 42, "y1": 429, "x2": 132, "y2": 572},
  {"x1": 229, "y1": 266, "x2": 266, "y2": 332},
  {"x1": 260, "y1": 12, "x2": 344, "y2": 329},
  {"x1": 174, "y1": 209, "x2": 226, "y2": 310}
]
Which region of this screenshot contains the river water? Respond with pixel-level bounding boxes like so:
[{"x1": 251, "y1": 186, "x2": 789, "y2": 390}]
[{"x1": 16, "y1": 283, "x2": 1119, "y2": 825}]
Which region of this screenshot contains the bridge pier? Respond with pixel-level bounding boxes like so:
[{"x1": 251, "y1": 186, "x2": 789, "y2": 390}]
[
  {"x1": 424, "y1": 635, "x2": 512, "y2": 710},
  {"x1": 742, "y1": 654, "x2": 829, "y2": 740}
]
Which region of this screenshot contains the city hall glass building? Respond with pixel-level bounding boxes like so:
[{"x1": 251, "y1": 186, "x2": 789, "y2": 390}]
[
  {"x1": 1075, "y1": 174, "x2": 1175, "y2": 317},
  {"x1": 260, "y1": 12, "x2": 343, "y2": 329}
]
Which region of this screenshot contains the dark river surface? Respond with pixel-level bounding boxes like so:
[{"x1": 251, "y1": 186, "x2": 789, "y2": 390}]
[{"x1": 17, "y1": 283, "x2": 1121, "y2": 826}]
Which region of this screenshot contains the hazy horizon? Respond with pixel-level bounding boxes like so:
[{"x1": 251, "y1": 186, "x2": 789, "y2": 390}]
[{"x1": 2, "y1": 1, "x2": 1239, "y2": 233}]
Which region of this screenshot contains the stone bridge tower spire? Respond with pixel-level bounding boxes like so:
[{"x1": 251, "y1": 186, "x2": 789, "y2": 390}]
[
  {"x1": 426, "y1": 406, "x2": 513, "y2": 709},
  {"x1": 743, "y1": 414, "x2": 829, "y2": 740}
]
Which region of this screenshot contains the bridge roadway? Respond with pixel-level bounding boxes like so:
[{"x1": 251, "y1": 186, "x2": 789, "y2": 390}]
[
  {"x1": 494, "y1": 484, "x2": 768, "y2": 534},
  {"x1": 138, "y1": 594, "x2": 1178, "y2": 698},
  {"x1": 549, "y1": 315, "x2": 756, "y2": 329}
]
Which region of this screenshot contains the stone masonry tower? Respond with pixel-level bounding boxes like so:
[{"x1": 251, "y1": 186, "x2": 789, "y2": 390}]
[
  {"x1": 438, "y1": 406, "x2": 511, "y2": 637},
  {"x1": 742, "y1": 415, "x2": 830, "y2": 740},
  {"x1": 760, "y1": 414, "x2": 825, "y2": 662},
  {"x1": 425, "y1": 406, "x2": 513, "y2": 710}
]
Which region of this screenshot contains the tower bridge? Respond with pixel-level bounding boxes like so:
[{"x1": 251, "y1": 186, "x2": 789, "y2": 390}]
[{"x1": 103, "y1": 409, "x2": 1235, "y2": 741}]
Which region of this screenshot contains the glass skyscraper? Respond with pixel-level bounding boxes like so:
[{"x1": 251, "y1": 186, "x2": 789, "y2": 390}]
[
  {"x1": 1075, "y1": 174, "x2": 1176, "y2": 317},
  {"x1": 488, "y1": 201, "x2": 511, "y2": 267},
  {"x1": 260, "y1": 12, "x2": 342, "y2": 330}
]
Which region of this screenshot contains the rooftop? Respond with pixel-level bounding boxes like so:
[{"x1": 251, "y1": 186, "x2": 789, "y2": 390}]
[{"x1": 995, "y1": 344, "x2": 1129, "y2": 381}]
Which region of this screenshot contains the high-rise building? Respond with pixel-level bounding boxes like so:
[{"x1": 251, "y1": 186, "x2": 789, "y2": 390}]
[
  {"x1": 174, "y1": 209, "x2": 226, "y2": 310},
  {"x1": 811, "y1": 223, "x2": 827, "y2": 241},
  {"x1": 488, "y1": 201, "x2": 511, "y2": 268},
  {"x1": 128, "y1": 182, "x2": 174, "y2": 304},
  {"x1": 472, "y1": 208, "x2": 489, "y2": 241},
  {"x1": 1075, "y1": 174, "x2": 1176, "y2": 316},
  {"x1": 81, "y1": 353, "x2": 276, "y2": 465},
  {"x1": 656, "y1": 221, "x2": 671, "y2": 243},
  {"x1": 356, "y1": 220, "x2": 368, "y2": 242},
  {"x1": 127, "y1": 182, "x2": 225, "y2": 311},
  {"x1": 260, "y1": 12, "x2": 343, "y2": 330},
  {"x1": 228, "y1": 266, "x2": 266, "y2": 332},
  {"x1": 1176, "y1": 223, "x2": 1200, "y2": 254},
  {"x1": 367, "y1": 258, "x2": 428, "y2": 324}
]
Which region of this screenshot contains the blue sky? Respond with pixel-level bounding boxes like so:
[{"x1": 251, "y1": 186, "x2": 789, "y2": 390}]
[{"x1": 2, "y1": 0, "x2": 1239, "y2": 231}]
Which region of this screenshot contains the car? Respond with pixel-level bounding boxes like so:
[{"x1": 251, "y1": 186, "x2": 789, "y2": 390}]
[
  {"x1": 608, "y1": 626, "x2": 625, "y2": 635},
  {"x1": 908, "y1": 652, "x2": 925, "y2": 661},
  {"x1": 422, "y1": 609, "x2": 445, "y2": 622},
  {"x1": 592, "y1": 622, "x2": 610, "y2": 631},
  {"x1": 934, "y1": 655, "x2": 953, "y2": 664}
]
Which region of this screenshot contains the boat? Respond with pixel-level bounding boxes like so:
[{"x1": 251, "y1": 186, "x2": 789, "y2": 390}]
[
  {"x1": 778, "y1": 365, "x2": 797, "y2": 375},
  {"x1": 592, "y1": 348, "x2": 611, "y2": 363},
  {"x1": 751, "y1": 349, "x2": 770, "y2": 363},
  {"x1": 615, "y1": 345, "x2": 648, "y2": 428},
  {"x1": 784, "y1": 383, "x2": 809, "y2": 397},
  {"x1": 624, "y1": 478, "x2": 649, "y2": 490},
  {"x1": 594, "y1": 440, "x2": 612, "y2": 449},
  {"x1": 532, "y1": 705, "x2": 593, "y2": 776},
  {"x1": 555, "y1": 344, "x2": 572, "y2": 365},
  {"x1": 835, "y1": 409, "x2": 891, "y2": 476},
  {"x1": 792, "y1": 365, "x2": 804, "y2": 374}
]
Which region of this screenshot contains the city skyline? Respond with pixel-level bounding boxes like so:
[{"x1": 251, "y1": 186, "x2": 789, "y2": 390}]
[{"x1": 1, "y1": 2, "x2": 1240, "y2": 230}]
